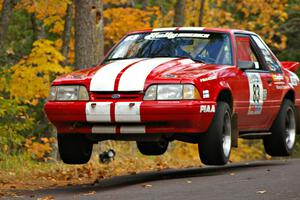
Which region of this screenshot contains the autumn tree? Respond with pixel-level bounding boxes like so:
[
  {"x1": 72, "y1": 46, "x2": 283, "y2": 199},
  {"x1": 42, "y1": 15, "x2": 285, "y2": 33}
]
[{"x1": 277, "y1": 1, "x2": 300, "y2": 61}]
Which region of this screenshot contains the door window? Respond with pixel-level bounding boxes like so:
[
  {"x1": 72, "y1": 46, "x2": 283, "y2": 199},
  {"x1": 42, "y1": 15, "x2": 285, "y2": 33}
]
[{"x1": 236, "y1": 36, "x2": 261, "y2": 70}]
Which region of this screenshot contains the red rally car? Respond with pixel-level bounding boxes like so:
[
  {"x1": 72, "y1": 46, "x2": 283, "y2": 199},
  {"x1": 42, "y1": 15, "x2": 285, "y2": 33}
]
[{"x1": 44, "y1": 27, "x2": 300, "y2": 165}]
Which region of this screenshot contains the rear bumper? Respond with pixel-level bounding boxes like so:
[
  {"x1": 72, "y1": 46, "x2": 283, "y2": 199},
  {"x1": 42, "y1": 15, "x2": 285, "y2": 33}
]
[{"x1": 44, "y1": 100, "x2": 216, "y2": 135}]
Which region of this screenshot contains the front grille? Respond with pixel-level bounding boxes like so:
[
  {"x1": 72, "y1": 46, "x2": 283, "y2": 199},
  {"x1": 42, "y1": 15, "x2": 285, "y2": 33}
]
[{"x1": 90, "y1": 91, "x2": 144, "y2": 101}]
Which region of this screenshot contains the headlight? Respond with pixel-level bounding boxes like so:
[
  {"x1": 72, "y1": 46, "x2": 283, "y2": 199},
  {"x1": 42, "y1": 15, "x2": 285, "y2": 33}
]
[
  {"x1": 144, "y1": 84, "x2": 200, "y2": 100},
  {"x1": 157, "y1": 85, "x2": 183, "y2": 100},
  {"x1": 48, "y1": 85, "x2": 89, "y2": 101}
]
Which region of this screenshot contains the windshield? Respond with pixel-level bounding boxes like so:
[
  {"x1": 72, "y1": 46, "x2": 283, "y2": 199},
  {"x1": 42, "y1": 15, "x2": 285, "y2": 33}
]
[{"x1": 104, "y1": 31, "x2": 233, "y2": 65}]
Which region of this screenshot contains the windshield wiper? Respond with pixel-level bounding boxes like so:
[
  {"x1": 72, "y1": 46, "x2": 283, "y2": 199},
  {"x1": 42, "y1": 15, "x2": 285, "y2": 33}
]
[
  {"x1": 104, "y1": 57, "x2": 129, "y2": 62},
  {"x1": 174, "y1": 56, "x2": 206, "y2": 63}
]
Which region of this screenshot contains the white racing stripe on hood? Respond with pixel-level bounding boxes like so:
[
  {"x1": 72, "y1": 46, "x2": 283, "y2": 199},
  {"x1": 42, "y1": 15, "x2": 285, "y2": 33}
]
[
  {"x1": 90, "y1": 58, "x2": 143, "y2": 91},
  {"x1": 118, "y1": 58, "x2": 176, "y2": 91}
]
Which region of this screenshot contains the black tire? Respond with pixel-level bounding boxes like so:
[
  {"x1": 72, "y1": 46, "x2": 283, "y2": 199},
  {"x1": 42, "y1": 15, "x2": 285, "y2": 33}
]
[
  {"x1": 198, "y1": 101, "x2": 232, "y2": 165},
  {"x1": 58, "y1": 134, "x2": 93, "y2": 164},
  {"x1": 263, "y1": 99, "x2": 296, "y2": 156},
  {"x1": 137, "y1": 141, "x2": 169, "y2": 156}
]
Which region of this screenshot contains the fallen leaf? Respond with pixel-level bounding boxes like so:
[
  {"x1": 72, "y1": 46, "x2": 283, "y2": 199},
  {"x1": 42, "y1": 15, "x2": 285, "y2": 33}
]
[
  {"x1": 186, "y1": 180, "x2": 192, "y2": 184},
  {"x1": 142, "y1": 184, "x2": 152, "y2": 188},
  {"x1": 256, "y1": 190, "x2": 267, "y2": 194},
  {"x1": 230, "y1": 173, "x2": 235, "y2": 176},
  {"x1": 37, "y1": 195, "x2": 55, "y2": 200},
  {"x1": 6, "y1": 48, "x2": 14, "y2": 55},
  {"x1": 83, "y1": 191, "x2": 96, "y2": 196}
]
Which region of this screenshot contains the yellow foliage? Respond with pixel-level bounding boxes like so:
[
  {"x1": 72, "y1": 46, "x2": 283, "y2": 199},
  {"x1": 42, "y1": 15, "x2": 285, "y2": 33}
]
[
  {"x1": 25, "y1": 137, "x2": 56, "y2": 161},
  {"x1": 16, "y1": 0, "x2": 70, "y2": 35},
  {"x1": 17, "y1": 0, "x2": 70, "y2": 19},
  {"x1": 103, "y1": 0, "x2": 129, "y2": 5},
  {"x1": 103, "y1": 7, "x2": 159, "y2": 46},
  {"x1": 10, "y1": 39, "x2": 71, "y2": 103}
]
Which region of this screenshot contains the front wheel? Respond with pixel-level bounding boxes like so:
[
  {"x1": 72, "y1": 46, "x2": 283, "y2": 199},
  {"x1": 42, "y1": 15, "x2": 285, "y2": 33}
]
[
  {"x1": 263, "y1": 99, "x2": 296, "y2": 156},
  {"x1": 137, "y1": 141, "x2": 169, "y2": 156},
  {"x1": 198, "y1": 101, "x2": 232, "y2": 165},
  {"x1": 58, "y1": 134, "x2": 93, "y2": 164}
]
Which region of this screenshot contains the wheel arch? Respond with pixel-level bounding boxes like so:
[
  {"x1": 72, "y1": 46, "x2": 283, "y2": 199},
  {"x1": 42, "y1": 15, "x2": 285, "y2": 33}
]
[
  {"x1": 283, "y1": 90, "x2": 295, "y2": 103},
  {"x1": 216, "y1": 89, "x2": 233, "y2": 112},
  {"x1": 283, "y1": 89, "x2": 300, "y2": 135}
]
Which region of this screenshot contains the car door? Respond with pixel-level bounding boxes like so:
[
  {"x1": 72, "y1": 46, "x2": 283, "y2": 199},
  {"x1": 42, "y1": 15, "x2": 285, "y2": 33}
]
[
  {"x1": 234, "y1": 34, "x2": 278, "y2": 131},
  {"x1": 250, "y1": 34, "x2": 285, "y2": 127}
]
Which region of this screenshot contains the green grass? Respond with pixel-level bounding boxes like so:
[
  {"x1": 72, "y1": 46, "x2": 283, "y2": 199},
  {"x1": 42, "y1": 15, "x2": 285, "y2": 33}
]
[{"x1": 0, "y1": 153, "x2": 56, "y2": 175}]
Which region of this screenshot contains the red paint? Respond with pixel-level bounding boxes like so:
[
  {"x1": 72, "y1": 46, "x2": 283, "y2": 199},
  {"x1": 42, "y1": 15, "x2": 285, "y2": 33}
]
[{"x1": 110, "y1": 102, "x2": 116, "y2": 123}]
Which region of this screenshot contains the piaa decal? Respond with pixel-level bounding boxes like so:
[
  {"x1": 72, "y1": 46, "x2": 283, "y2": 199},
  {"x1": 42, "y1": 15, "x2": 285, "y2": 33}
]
[{"x1": 200, "y1": 105, "x2": 215, "y2": 113}]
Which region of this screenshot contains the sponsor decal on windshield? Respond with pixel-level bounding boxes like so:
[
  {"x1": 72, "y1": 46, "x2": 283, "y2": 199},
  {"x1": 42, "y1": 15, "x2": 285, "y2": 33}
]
[{"x1": 145, "y1": 32, "x2": 210, "y2": 40}]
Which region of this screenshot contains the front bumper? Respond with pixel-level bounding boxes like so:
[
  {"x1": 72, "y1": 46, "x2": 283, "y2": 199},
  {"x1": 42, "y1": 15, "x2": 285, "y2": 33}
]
[{"x1": 44, "y1": 100, "x2": 216, "y2": 135}]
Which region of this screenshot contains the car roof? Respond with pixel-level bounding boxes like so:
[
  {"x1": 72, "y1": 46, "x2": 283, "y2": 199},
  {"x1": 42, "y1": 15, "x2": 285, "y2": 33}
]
[{"x1": 128, "y1": 27, "x2": 257, "y2": 35}]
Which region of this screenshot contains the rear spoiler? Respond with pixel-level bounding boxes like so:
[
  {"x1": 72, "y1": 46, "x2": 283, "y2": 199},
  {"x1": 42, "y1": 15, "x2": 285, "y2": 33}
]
[{"x1": 281, "y1": 61, "x2": 299, "y2": 73}]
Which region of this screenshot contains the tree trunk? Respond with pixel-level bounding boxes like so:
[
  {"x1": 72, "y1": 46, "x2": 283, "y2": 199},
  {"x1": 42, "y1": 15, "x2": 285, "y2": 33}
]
[
  {"x1": 198, "y1": 0, "x2": 205, "y2": 26},
  {"x1": 141, "y1": 0, "x2": 148, "y2": 9},
  {"x1": 173, "y1": 0, "x2": 185, "y2": 27},
  {"x1": 74, "y1": 0, "x2": 103, "y2": 69},
  {"x1": 92, "y1": 0, "x2": 104, "y2": 64},
  {"x1": 0, "y1": 0, "x2": 15, "y2": 55},
  {"x1": 30, "y1": 13, "x2": 38, "y2": 41},
  {"x1": 134, "y1": 0, "x2": 148, "y2": 8},
  {"x1": 31, "y1": 13, "x2": 46, "y2": 40},
  {"x1": 61, "y1": 2, "x2": 74, "y2": 65}
]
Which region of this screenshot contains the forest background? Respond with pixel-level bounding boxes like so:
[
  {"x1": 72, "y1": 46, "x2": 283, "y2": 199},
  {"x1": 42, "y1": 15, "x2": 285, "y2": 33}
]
[{"x1": 0, "y1": 0, "x2": 299, "y2": 194}]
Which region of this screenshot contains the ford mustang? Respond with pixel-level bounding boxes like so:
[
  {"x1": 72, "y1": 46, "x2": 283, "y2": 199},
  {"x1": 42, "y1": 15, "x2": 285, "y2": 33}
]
[{"x1": 44, "y1": 27, "x2": 300, "y2": 165}]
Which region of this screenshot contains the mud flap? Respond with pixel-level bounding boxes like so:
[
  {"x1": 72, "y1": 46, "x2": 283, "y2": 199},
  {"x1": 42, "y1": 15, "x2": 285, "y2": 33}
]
[
  {"x1": 295, "y1": 106, "x2": 300, "y2": 135},
  {"x1": 231, "y1": 113, "x2": 238, "y2": 147}
]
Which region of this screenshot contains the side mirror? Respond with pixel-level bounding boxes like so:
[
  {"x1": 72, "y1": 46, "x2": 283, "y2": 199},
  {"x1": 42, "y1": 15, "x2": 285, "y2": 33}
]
[
  {"x1": 281, "y1": 61, "x2": 299, "y2": 73},
  {"x1": 238, "y1": 61, "x2": 255, "y2": 70}
]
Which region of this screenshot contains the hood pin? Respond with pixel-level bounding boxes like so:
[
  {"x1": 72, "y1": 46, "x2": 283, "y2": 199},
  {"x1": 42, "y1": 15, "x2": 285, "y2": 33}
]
[{"x1": 129, "y1": 103, "x2": 135, "y2": 108}]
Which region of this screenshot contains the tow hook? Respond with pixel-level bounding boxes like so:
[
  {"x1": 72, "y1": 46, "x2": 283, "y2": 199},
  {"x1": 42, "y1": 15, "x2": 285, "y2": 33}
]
[{"x1": 99, "y1": 149, "x2": 116, "y2": 163}]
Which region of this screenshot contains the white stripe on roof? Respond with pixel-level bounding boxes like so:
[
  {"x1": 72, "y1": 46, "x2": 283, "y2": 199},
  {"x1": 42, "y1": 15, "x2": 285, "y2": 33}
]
[
  {"x1": 152, "y1": 27, "x2": 177, "y2": 32},
  {"x1": 179, "y1": 27, "x2": 204, "y2": 31}
]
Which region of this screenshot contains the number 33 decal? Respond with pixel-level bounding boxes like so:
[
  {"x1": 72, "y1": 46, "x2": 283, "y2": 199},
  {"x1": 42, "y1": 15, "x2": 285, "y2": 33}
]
[
  {"x1": 246, "y1": 73, "x2": 264, "y2": 115},
  {"x1": 252, "y1": 84, "x2": 260, "y2": 103}
]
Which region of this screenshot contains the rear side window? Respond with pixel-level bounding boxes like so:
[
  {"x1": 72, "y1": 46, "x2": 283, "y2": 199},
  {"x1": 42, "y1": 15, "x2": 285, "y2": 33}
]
[{"x1": 251, "y1": 35, "x2": 281, "y2": 72}]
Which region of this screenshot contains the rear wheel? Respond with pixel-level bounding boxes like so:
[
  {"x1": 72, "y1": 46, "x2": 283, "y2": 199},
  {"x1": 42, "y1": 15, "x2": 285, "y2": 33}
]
[
  {"x1": 58, "y1": 134, "x2": 93, "y2": 164},
  {"x1": 198, "y1": 101, "x2": 232, "y2": 165},
  {"x1": 137, "y1": 141, "x2": 169, "y2": 155},
  {"x1": 263, "y1": 99, "x2": 296, "y2": 156}
]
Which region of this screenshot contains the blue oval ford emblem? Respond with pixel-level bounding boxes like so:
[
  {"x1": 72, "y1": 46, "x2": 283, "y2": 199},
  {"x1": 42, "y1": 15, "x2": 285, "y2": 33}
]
[{"x1": 112, "y1": 94, "x2": 121, "y2": 99}]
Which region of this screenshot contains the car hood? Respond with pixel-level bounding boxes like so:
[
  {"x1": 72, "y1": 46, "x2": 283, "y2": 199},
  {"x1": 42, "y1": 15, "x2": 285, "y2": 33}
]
[{"x1": 55, "y1": 58, "x2": 231, "y2": 91}]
